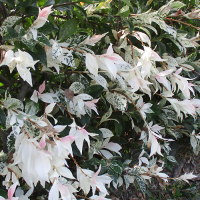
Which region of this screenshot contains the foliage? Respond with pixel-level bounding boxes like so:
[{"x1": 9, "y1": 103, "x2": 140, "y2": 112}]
[{"x1": 0, "y1": 0, "x2": 199, "y2": 199}]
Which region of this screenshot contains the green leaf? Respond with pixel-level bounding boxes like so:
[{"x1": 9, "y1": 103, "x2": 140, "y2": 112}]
[
  {"x1": 188, "y1": 52, "x2": 197, "y2": 62},
  {"x1": 99, "y1": 106, "x2": 112, "y2": 125},
  {"x1": 79, "y1": 0, "x2": 103, "y2": 3},
  {"x1": 0, "y1": 0, "x2": 15, "y2": 6},
  {"x1": 167, "y1": 155, "x2": 177, "y2": 163},
  {"x1": 122, "y1": 0, "x2": 132, "y2": 7},
  {"x1": 25, "y1": 101, "x2": 39, "y2": 115},
  {"x1": 20, "y1": 38, "x2": 37, "y2": 52},
  {"x1": 0, "y1": 108, "x2": 6, "y2": 127},
  {"x1": 25, "y1": 6, "x2": 39, "y2": 16},
  {"x1": 4, "y1": 98, "x2": 23, "y2": 110},
  {"x1": 3, "y1": 27, "x2": 18, "y2": 40},
  {"x1": 37, "y1": 33, "x2": 51, "y2": 46},
  {"x1": 59, "y1": 19, "x2": 78, "y2": 41},
  {"x1": 135, "y1": 176, "x2": 146, "y2": 194},
  {"x1": 106, "y1": 92, "x2": 127, "y2": 112},
  {"x1": 118, "y1": 5, "x2": 130, "y2": 15},
  {"x1": 170, "y1": 1, "x2": 186, "y2": 9},
  {"x1": 95, "y1": 0, "x2": 112, "y2": 10},
  {"x1": 2, "y1": 16, "x2": 21, "y2": 27},
  {"x1": 108, "y1": 161, "x2": 123, "y2": 181},
  {"x1": 32, "y1": 44, "x2": 47, "y2": 65},
  {"x1": 86, "y1": 85, "x2": 104, "y2": 98},
  {"x1": 38, "y1": 0, "x2": 55, "y2": 7},
  {"x1": 0, "y1": 189, "x2": 6, "y2": 198},
  {"x1": 146, "y1": 0, "x2": 153, "y2": 6},
  {"x1": 114, "y1": 120, "x2": 122, "y2": 136},
  {"x1": 69, "y1": 82, "x2": 85, "y2": 94}
]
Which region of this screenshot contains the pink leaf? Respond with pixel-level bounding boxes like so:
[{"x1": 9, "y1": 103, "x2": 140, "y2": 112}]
[
  {"x1": 7, "y1": 182, "x2": 18, "y2": 199},
  {"x1": 175, "y1": 68, "x2": 182, "y2": 75},
  {"x1": 82, "y1": 33, "x2": 107, "y2": 46},
  {"x1": 39, "y1": 81, "x2": 45, "y2": 94},
  {"x1": 85, "y1": 99, "x2": 99, "y2": 114},
  {"x1": 60, "y1": 135, "x2": 75, "y2": 143},
  {"x1": 39, "y1": 135, "x2": 46, "y2": 149},
  {"x1": 38, "y1": 5, "x2": 53, "y2": 19}
]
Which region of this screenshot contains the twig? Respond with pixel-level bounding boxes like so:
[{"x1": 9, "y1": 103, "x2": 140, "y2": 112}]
[
  {"x1": 69, "y1": 154, "x2": 80, "y2": 166},
  {"x1": 52, "y1": 2, "x2": 80, "y2": 8},
  {"x1": 65, "y1": 70, "x2": 89, "y2": 74},
  {"x1": 75, "y1": 195, "x2": 90, "y2": 200},
  {"x1": 165, "y1": 17, "x2": 200, "y2": 30},
  {"x1": 133, "y1": 31, "x2": 145, "y2": 46},
  {"x1": 65, "y1": 70, "x2": 107, "y2": 74},
  {"x1": 61, "y1": 46, "x2": 86, "y2": 54},
  {"x1": 57, "y1": 102, "x2": 74, "y2": 119},
  {"x1": 180, "y1": 65, "x2": 200, "y2": 76},
  {"x1": 51, "y1": 14, "x2": 70, "y2": 19},
  {"x1": 69, "y1": 154, "x2": 90, "y2": 177},
  {"x1": 126, "y1": 37, "x2": 135, "y2": 61}
]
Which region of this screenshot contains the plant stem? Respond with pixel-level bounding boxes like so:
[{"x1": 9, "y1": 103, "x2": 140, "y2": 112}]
[{"x1": 165, "y1": 17, "x2": 200, "y2": 30}]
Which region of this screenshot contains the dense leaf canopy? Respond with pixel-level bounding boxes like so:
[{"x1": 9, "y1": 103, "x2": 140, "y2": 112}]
[{"x1": 0, "y1": 0, "x2": 200, "y2": 199}]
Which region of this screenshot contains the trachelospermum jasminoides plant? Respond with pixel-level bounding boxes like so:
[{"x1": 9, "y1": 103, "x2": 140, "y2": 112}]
[{"x1": 0, "y1": 0, "x2": 199, "y2": 199}]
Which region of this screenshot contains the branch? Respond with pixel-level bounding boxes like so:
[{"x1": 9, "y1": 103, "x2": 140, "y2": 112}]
[
  {"x1": 51, "y1": 14, "x2": 70, "y2": 19},
  {"x1": 165, "y1": 17, "x2": 200, "y2": 30},
  {"x1": 180, "y1": 65, "x2": 200, "y2": 76},
  {"x1": 52, "y1": 1, "x2": 80, "y2": 8},
  {"x1": 61, "y1": 46, "x2": 86, "y2": 54},
  {"x1": 126, "y1": 38, "x2": 135, "y2": 61},
  {"x1": 75, "y1": 195, "x2": 90, "y2": 200}
]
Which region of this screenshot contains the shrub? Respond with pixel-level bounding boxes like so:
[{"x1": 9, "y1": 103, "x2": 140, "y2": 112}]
[{"x1": 0, "y1": 0, "x2": 199, "y2": 199}]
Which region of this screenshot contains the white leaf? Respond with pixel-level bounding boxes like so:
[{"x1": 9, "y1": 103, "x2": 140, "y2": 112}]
[
  {"x1": 178, "y1": 172, "x2": 197, "y2": 183},
  {"x1": 85, "y1": 53, "x2": 99, "y2": 76},
  {"x1": 89, "y1": 195, "x2": 111, "y2": 200},
  {"x1": 58, "y1": 167, "x2": 75, "y2": 179},
  {"x1": 0, "y1": 50, "x2": 14, "y2": 69},
  {"x1": 100, "y1": 149, "x2": 113, "y2": 159},
  {"x1": 2, "y1": 16, "x2": 22, "y2": 27},
  {"x1": 34, "y1": 120, "x2": 48, "y2": 127},
  {"x1": 78, "y1": 94, "x2": 93, "y2": 101},
  {"x1": 45, "y1": 103, "x2": 56, "y2": 114},
  {"x1": 99, "y1": 128, "x2": 113, "y2": 138},
  {"x1": 54, "y1": 125, "x2": 67, "y2": 133},
  {"x1": 48, "y1": 181, "x2": 59, "y2": 200},
  {"x1": 103, "y1": 142, "x2": 122, "y2": 156},
  {"x1": 106, "y1": 91, "x2": 127, "y2": 112},
  {"x1": 149, "y1": 134, "x2": 163, "y2": 157},
  {"x1": 16, "y1": 65, "x2": 33, "y2": 86},
  {"x1": 39, "y1": 93, "x2": 55, "y2": 103},
  {"x1": 133, "y1": 31, "x2": 151, "y2": 46},
  {"x1": 30, "y1": 90, "x2": 39, "y2": 103},
  {"x1": 69, "y1": 82, "x2": 85, "y2": 94},
  {"x1": 140, "y1": 157, "x2": 149, "y2": 165},
  {"x1": 89, "y1": 74, "x2": 108, "y2": 89},
  {"x1": 77, "y1": 167, "x2": 91, "y2": 195}
]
